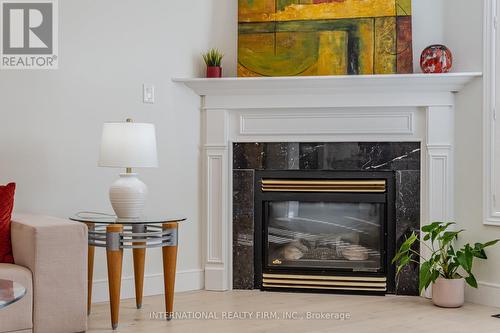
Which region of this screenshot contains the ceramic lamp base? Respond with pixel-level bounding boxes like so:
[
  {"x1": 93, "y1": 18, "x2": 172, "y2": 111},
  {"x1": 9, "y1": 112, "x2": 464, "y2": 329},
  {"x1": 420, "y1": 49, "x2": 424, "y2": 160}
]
[{"x1": 109, "y1": 173, "x2": 147, "y2": 219}]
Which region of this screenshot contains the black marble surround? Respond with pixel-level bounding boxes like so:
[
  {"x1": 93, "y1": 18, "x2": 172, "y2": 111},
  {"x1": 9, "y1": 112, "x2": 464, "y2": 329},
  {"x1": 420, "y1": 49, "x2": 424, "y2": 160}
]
[{"x1": 232, "y1": 142, "x2": 421, "y2": 295}]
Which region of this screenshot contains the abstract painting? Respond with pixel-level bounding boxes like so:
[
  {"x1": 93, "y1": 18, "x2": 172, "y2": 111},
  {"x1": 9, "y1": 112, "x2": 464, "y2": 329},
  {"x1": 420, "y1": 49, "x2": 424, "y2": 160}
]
[{"x1": 238, "y1": 0, "x2": 413, "y2": 76}]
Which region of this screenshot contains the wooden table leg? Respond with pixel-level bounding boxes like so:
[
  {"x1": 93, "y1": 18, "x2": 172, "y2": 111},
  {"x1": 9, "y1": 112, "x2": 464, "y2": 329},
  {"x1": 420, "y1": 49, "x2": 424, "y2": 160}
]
[
  {"x1": 162, "y1": 222, "x2": 178, "y2": 320},
  {"x1": 85, "y1": 223, "x2": 95, "y2": 316},
  {"x1": 106, "y1": 224, "x2": 123, "y2": 330},
  {"x1": 132, "y1": 224, "x2": 146, "y2": 309}
]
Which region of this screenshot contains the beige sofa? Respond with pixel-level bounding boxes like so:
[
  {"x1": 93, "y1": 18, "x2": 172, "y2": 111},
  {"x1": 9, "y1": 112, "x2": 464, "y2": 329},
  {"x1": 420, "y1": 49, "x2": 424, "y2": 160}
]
[{"x1": 0, "y1": 214, "x2": 87, "y2": 333}]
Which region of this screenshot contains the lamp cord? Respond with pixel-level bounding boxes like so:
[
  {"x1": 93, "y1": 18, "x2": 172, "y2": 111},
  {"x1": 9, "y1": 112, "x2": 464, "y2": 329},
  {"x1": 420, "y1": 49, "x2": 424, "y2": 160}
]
[{"x1": 75, "y1": 211, "x2": 116, "y2": 218}]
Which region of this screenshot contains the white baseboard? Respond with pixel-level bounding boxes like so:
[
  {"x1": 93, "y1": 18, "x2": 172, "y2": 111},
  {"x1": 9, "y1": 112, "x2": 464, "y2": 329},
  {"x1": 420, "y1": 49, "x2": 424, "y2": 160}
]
[
  {"x1": 91, "y1": 268, "x2": 204, "y2": 304},
  {"x1": 465, "y1": 281, "x2": 500, "y2": 308}
]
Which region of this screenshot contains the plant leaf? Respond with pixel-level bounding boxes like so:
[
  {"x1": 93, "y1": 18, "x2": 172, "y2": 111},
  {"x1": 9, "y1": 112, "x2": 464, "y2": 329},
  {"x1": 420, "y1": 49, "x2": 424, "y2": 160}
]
[
  {"x1": 456, "y1": 246, "x2": 473, "y2": 273},
  {"x1": 465, "y1": 246, "x2": 473, "y2": 271},
  {"x1": 422, "y1": 222, "x2": 440, "y2": 233},
  {"x1": 392, "y1": 232, "x2": 417, "y2": 264},
  {"x1": 465, "y1": 274, "x2": 478, "y2": 288},
  {"x1": 396, "y1": 256, "x2": 410, "y2": 275},
  {"x1": 430, "y1": 269, "x2": 440, "y2": 284},
  {"x1": 202, "y1": 48, "x2": 224, "y2": 66},
  {"x1": 431, "y1": 222, "x2": 455, "y2": 242},
  {"x1": 473, "y1": 248, "x2": 487, "y2": 259},
  {"x1": 483, "y1": 239, "x2": 500, "y2": 248},
  {"x1": 441, "y1": 230, "x2": 464, "y2": 246},
  {"x1": 419, "y1": 261, "x2": 433, "y2": 294}
]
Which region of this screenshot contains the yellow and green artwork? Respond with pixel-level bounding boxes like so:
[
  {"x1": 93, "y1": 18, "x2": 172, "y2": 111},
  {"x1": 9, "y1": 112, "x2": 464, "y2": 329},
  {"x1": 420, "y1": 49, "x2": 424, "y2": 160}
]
[{"x1": 238, "y1": 0, "x2": 413, "y2": 76}]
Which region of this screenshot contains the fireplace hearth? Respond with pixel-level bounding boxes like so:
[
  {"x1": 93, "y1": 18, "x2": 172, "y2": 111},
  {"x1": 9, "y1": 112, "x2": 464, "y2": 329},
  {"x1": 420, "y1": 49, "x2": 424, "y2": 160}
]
[{"x1": 254, "y1": 170, "x2": 396, "y2": 294}]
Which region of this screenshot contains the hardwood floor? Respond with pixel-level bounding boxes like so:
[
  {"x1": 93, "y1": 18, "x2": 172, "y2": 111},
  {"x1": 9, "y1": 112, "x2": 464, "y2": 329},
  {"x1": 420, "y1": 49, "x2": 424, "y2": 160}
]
[{"x1": 87, "y1": 290, "x2": 500, "y2": 333}]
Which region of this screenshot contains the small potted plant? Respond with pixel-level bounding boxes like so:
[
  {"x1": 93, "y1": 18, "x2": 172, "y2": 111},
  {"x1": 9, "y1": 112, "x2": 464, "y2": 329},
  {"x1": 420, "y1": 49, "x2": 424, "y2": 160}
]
[
  {"x1": 202, "y1": 48, "x2": 224, "y2": 78},
  {"x1": 393, "y1": 222, "x2": 498, "y2": 308}
]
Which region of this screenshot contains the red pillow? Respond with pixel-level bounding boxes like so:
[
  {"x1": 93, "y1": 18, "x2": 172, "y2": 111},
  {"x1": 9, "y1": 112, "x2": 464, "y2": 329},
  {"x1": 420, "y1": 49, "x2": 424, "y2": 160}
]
[{"x1": 0, "y1": 183, "x2": 16, "y2": 263}]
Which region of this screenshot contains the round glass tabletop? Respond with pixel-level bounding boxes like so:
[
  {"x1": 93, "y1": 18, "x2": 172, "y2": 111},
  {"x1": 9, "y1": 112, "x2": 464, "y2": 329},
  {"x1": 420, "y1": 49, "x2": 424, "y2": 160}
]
[
  {"x1": 0, "y1": 279, "x2": 26, "y2": 309},
  {"x1": 69, "y1": 212, "x2": 186, "y2": 225}
]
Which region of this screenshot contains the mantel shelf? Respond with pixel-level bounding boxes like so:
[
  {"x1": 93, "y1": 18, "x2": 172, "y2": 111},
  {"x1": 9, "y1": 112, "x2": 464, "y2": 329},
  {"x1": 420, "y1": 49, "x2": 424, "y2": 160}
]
[{"x1": 173, "y1": 72, "x2": 482, "y2": 96}]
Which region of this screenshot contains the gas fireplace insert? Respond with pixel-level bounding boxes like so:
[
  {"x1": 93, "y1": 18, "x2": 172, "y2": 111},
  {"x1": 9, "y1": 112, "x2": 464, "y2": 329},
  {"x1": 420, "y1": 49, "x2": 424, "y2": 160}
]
[{"x1": 254, "y1": 170, "x2": 396, "y2": 295}]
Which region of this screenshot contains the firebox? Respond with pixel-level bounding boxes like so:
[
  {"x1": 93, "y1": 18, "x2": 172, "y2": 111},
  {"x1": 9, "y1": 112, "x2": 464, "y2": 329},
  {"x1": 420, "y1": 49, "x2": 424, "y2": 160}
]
[{"x1": 254, "y1": 170, "x2": 396, "y2": 295}]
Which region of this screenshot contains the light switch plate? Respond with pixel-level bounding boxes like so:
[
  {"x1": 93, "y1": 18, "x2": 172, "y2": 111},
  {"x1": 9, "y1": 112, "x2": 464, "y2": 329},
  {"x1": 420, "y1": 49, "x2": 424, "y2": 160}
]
[{"x1": 143, "y1": 84, "x2": 155, "y2": 104}]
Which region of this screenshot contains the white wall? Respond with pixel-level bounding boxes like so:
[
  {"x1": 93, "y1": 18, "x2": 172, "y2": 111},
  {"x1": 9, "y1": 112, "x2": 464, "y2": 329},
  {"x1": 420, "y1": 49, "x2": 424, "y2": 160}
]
[
  {"x1": 0, "y1": 0, "x2": 236, "y2": 302},
  {"x1": 412, "y1": 0, "x2": 446, "y2": 72},
  {"x1": 4, "y1": 0, "x2": 496, "y2": 306},
  {"x1": 443, "y1": 0, "x2": 500, "y2": 307}
]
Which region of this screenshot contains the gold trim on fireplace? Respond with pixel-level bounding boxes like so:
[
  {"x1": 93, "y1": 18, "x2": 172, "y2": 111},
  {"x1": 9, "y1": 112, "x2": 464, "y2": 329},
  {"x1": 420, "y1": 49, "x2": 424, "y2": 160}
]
[
  {"x1": 262, "y1": 273, "x2": 386, "y2": 282},
  {"x1": 262, "y1": 274, "x2": 387, "y2": 291},
  {"x1": 262, "y1": 283, "x2": 387, "y2": 292},
  {"x1": 261, "y1": 179, "x2": 386, "y2": 193},
  {"x1": 263, "y1": 278, "x2": 385, "y2": 287}
]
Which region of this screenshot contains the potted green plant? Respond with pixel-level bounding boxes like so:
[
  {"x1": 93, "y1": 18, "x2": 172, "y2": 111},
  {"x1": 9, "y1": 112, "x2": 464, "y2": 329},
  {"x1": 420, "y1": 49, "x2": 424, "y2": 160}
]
[
  {"x1": 202, "y1": 48, "x2": 224, "y2": 78},
  {"x1": 392, "y1": 222, "x2": 498, "y2": 308}
]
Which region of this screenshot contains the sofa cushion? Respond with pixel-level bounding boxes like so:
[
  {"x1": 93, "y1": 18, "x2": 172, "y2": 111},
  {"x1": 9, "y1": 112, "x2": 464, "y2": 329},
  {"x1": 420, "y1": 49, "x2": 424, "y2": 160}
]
[
  {"x1": 0, "y1": 183, "x2": 15, "y2": 263},
  {"x1": 0, "y1": 263, "x2": 33, "y2": 332}
]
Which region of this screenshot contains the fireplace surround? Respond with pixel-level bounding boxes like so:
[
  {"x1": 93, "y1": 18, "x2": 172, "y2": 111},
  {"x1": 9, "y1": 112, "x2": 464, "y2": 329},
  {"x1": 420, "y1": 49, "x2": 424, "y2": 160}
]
[
  {"x1": 233, "y1": 142, "x2": 419, "y2": 295},
  {"x1": 175, "y1": 73, "x2": 480, "y2": 296}
]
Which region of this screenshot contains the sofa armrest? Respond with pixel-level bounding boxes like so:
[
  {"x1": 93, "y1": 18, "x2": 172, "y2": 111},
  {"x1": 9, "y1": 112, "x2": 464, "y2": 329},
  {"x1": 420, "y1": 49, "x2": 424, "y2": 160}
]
[{"x1": 11, "y1": 214, "x2": 87, "y2": 333}]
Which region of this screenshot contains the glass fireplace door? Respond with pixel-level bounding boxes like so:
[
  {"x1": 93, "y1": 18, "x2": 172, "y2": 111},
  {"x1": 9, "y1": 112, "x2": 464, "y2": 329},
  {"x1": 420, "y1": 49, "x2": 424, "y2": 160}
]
[{"x1": 266, "y1": 201, "x2": 384, "y2": 272}]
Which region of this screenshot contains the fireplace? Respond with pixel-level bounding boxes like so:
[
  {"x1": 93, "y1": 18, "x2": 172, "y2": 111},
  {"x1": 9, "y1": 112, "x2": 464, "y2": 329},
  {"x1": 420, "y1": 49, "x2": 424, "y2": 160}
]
[
  {"x1": 254, "y1": 170, "x2": 396, "y2": 294},
  {"x1": 176, "y1": 73, "x2": 476, "y2": 296}
]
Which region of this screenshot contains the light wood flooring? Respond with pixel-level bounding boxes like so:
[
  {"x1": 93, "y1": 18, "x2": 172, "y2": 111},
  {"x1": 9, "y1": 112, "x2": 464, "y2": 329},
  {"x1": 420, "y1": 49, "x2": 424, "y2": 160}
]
[{"x1": 87, "y1": 290, "x2": 500, "y2": 333}]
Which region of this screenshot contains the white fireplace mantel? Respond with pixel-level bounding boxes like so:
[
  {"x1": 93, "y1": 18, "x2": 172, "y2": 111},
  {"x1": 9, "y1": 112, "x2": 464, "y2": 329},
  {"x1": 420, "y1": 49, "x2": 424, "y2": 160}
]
[
  {"x1": 174, "y1": 73, "x2": 479, "y2": 95},
  {"x1": 174, "y1": 73, "x2": 481, "y2": 291}
]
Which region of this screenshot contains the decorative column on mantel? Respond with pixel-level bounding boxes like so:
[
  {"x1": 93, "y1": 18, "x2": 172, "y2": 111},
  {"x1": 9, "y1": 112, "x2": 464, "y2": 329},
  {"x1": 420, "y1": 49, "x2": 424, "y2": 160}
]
[{"x1": 174, "y1": 73, "x2": 481, "y2": 291}]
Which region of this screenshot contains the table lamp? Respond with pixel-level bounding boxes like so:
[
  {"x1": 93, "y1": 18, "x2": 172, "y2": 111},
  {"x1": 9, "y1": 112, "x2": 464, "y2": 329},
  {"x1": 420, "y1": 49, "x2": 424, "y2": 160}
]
[{"x1": 98, "y1": 119, "x2": 158, "y2": 219}]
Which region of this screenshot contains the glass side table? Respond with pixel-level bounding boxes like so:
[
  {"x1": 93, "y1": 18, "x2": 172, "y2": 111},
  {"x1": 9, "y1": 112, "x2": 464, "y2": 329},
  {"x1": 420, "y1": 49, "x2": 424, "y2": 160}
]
[
  {"x1": 0, "y1": 279, "x2": 26, "y2": 309},
  {"x1": 70, "y1": 212, "x2": 187, "y2": 330}
]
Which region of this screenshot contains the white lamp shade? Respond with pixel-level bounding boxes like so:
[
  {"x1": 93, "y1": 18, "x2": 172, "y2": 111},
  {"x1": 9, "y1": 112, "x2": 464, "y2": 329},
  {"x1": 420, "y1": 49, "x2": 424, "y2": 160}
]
[{"x1": 99, "y1": 122, "x2": 158, "y2": 168}]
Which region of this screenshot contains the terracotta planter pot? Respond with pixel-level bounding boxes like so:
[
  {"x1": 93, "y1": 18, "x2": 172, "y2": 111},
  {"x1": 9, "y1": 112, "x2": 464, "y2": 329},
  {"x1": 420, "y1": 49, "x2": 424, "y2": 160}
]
[
  {"x1": 206, "y1": 66, "x2": 222, "y2": 78},
  {"x1": 432, "y1": 278, "x2": 465, "y2": 308}
]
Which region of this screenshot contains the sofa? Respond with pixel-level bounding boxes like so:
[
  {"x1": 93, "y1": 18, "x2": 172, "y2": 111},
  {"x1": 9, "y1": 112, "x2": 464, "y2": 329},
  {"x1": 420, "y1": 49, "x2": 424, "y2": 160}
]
[{"x1": 0, "y1": 214, "x2": 87, "y2": 333}]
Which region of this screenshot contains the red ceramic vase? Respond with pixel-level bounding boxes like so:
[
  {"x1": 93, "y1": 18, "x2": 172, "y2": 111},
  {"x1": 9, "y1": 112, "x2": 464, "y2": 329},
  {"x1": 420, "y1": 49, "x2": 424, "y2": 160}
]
[
  {"x1": 206, "y1": 66, "x2": 222, "y2": 78},
  {"x1": 420, "y1": 45, "x2": 453, "y2": 74}
]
